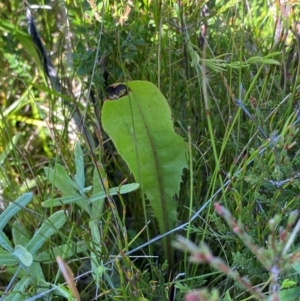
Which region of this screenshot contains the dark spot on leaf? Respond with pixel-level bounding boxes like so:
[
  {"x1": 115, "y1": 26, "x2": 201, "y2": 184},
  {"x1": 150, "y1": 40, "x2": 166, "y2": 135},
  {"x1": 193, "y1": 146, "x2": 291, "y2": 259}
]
[{"x1": 105, "y1": 83, "x2": 130, "y2": 100}]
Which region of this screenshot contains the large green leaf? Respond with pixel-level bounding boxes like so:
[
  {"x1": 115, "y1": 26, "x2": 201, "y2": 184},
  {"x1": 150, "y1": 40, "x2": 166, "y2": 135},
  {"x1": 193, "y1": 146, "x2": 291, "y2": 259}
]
[{"x1": 101, "y1": 81, "x2": 187, "y2": 265}]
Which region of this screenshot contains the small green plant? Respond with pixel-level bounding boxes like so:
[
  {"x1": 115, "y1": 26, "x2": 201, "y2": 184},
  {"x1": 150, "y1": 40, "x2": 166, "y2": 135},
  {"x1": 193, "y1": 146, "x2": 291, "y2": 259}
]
[
  {"x1": 0, "y1": 193, "x2": 71, "y2": 300},
  {"x1": 0, "y1": 142, "x2": 141, "y2": 300}
]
